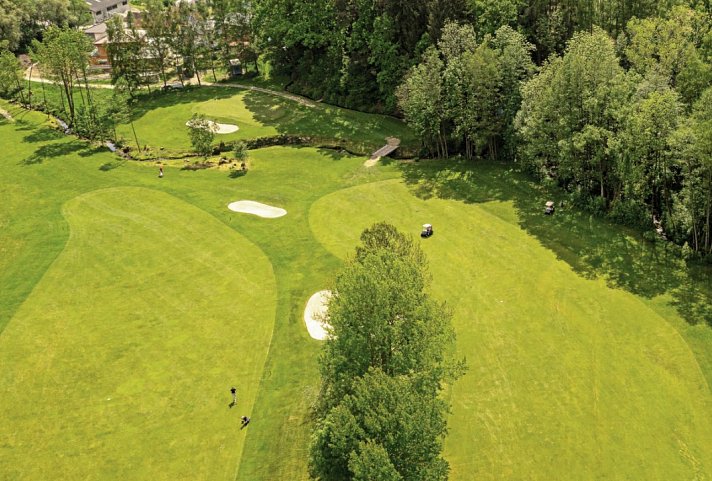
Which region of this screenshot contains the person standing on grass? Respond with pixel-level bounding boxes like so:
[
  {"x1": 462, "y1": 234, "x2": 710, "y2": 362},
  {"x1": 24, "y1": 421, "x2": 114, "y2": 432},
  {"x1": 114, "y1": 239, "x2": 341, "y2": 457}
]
[
  {"x1": 230, "y1": 387, "x2": 237, "y2": 408},
  {"x1": 159, "y1": 166, "x2": 164, "y2": 178},
  {"x1": 240, "y1": 416, "x2": 250, "y2": 429}
]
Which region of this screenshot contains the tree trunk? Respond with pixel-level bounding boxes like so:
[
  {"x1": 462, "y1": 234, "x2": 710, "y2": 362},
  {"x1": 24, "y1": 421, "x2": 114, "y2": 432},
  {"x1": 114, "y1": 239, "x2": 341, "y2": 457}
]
[
  {"x1": 40, "y1": 79, "x2": 48, "y2": 116},
  {"x1": 130, "y1": 119, "x2": 141, "y2": 152},
  {"x1": 160, "y1": 61, "x2": 167, "y2": 88},
  {"x1": 58, "y1": 82, "x2": 66, "y2": 117},
  {"x1": 62, "y1": 76, "x2": 75, "y2": 125},
  {"x1": 26, "y1": 64, "x2": 33, "y2": 107},
  {"x1": 176, "y1": 58, "x2": 185, "y2": 87}
]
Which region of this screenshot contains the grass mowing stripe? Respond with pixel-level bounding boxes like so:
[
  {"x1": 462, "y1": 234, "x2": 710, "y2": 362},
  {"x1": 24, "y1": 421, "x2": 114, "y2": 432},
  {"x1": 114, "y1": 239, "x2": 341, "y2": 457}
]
[
  {"x1": 308, "y1": 178, "x2": 712, "y2": 480},
  {"x1": 0, "y1": 187, "x2": 277, "y2": 481}
]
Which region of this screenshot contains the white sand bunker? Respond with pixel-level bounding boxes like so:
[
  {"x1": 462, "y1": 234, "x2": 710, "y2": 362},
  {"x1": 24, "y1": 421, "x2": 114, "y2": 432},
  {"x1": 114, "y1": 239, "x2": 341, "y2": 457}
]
[
  {"x1": 227, "y1": 200, "x2": 287, "y2": 218},
  {"x1": 185, "y1": 119, "x2": 239, "y2": 134},
  {"x1": 304, "y1": 290, "x2": 332, "y2": 340}
]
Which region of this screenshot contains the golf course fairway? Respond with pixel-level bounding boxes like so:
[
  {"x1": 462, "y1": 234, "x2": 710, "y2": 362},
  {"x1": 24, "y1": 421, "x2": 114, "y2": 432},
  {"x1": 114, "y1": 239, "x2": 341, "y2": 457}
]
[
  {"x1": 0, "y1": 187, "x2": 277, "y2": 481},
  {"x1": 309, "y1": 179, "x2": 712, "y2": 481}
]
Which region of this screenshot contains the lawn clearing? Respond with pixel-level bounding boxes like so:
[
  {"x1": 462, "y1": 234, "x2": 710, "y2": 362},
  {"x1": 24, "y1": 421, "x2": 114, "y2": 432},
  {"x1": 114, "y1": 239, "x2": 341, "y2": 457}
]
[
  {"x1": 115, "y1": 87, "x2": 416, "y2": 155},
  {"x1": 309, "y1": 175, "x2": 712, "y2": 480},
  {"x1": 0, "y1": 187, "x2": 277, "y2": 481}
]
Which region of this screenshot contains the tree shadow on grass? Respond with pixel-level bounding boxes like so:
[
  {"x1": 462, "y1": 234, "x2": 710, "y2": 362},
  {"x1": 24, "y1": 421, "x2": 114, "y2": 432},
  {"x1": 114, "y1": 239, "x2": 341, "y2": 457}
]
[
  {"x1": 23, "y1": 128, "x2": 64, "y2": 143},
  {"x1": 400, "y1": 159, "x2": 712, "y2": 327},
  {"x1": 20, "y1": 141, "x2": 86, "y2": 165},
  {"x1": 127, "y1": 86, "x2": 236, "y2": 123},
  {"x1": 78, "y1": 146, "x2": 108, "y2": 157},
  {"x1": 99, "y1": 159, "x2": 125, "y2": 171},
  {"x1": 316, "y1": 148, "x2": 354, "y2": 162},
  {"x1": 243, "y1": 89, "x2": 410, "y2": 155}
]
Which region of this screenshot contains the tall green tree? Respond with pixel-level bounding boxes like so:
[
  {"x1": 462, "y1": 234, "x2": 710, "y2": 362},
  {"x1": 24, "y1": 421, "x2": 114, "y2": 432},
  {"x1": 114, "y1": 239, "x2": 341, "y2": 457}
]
[
  {"x1": 469, "y1": 0, "x2": 524, "y2": 36},
  {"x1": 311, "y1": 369, "x2": 450, "y2": 481},
  {"x1": 319, "y1": 222, "x2": 460, "y2": 407},
  {"x1": 670, "y1": 87, "x2": 712, "y2": 253},
  {"x1": 310, "y1": 222, "x2": 461, "y2": 481},
  {"x1": 0, "y1": 0, "x2": 91, "y2": 53},
  {"x1": 0, "y1": 40, "x2": 25, "y2": 103},
  {"x1": 397, "y1": 47, "x2": 447, "y2": 156},
  {"x1": 31, "y1": 27, "x2": 92, "y2": 125},
  {"x1": 107, "y1": 14, "x2": 146, "y2": 94},
  {"x1": 143, "y1": 0, "x2": 173, "y2": 87},
  {"x1": 170, "y1": 2, "x2": 203, "y2": 85},
  {"x1": 187, "y1": 113, "x2": 216, "y2": 156},
  {"x1": 516, "y1": 28, "x2": 633, "y2": 202},
  {"x1": 490, "y1": 25, "x2": 536, "y2": 158},
  {"x1": 616, "y1": 88, "x2": 683, "y2": 227},
  {"x1": 621, "y1": 6, "x2": 712, "y2": 105}
]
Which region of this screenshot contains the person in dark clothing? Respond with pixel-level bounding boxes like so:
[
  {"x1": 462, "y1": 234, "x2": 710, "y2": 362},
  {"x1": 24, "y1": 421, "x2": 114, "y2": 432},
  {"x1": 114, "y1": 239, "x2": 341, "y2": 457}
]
[
  {"x1": 229, "y1": 387, "x2": 237, "y2": 408},
  {"x1": 240, "y1": 416, "x2": 251, "y2": 429}
]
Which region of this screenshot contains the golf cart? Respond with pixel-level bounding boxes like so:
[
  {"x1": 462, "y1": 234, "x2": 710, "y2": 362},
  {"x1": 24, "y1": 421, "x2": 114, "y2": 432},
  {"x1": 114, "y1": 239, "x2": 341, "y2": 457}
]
[
  {"x1": 421, "y1": 223, "x2": 434, "y2": 238},
  {"x1": 545, "y1": 201, "x2": 555, "y2": 215}
]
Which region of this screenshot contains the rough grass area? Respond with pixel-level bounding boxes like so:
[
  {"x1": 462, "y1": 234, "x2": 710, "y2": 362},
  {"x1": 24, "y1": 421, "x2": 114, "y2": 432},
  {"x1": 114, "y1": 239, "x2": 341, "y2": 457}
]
[{"x1": 1, "y1": 99, "x2": 711, "y2": 480}]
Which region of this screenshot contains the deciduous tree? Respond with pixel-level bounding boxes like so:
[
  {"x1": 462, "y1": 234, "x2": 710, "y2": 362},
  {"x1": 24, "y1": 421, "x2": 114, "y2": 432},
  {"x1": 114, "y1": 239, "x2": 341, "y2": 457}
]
[{"x1": 187, "y1": 113, "x2": 216, "y2": 156}]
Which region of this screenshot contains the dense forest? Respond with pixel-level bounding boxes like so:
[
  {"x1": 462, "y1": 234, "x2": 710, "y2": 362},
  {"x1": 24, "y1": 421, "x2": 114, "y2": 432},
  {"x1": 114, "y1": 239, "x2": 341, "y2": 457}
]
[
  {"x1": 254, "y1": 0, "x2": 712, "y2": 255},
  {"x1": 254, "y1": 0, "x2": 710, "y2": 111},
  {"x1": 0, "y1": 0, "x2": 91, "y2": 52},
  {"x1": 1, "y1": 0, "x2": 711, "y2": 254}
]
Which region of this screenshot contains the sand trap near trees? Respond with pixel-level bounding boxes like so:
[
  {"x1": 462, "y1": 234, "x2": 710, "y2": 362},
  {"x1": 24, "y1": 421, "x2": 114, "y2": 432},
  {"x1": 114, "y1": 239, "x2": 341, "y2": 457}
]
[
  {"x1": 185, "y1": 119, "x2": 239, "y2": 134},
  {"x1": 304, "y1": 290, "x2": 332, "y2": 340},
  {"x1": 227, "y1": 200, "x2": 287, "y2": 218}
]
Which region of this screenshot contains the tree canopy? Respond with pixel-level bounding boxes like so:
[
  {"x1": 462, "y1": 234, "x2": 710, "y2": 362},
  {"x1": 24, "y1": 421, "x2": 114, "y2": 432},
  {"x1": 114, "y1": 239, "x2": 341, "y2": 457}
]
[{"x1": 311, "y1": 223, "x2": 463, "y2": 481}]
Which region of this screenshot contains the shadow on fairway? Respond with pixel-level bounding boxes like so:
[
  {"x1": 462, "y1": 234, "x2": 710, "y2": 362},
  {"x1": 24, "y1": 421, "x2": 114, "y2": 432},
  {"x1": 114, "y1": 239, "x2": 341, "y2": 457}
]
[
  {"x1": 243, "y1": 89, "x2": 413, "y2": 154},
  {"x1": 401, "y1": 159, "x2": 712, "y2": 327},
  {"x1": 99, "y1": 160, "x2": 125, "y2": 171},
  {"x1": 23, "y1": 127, "x2": 64, "y2": 143},
  {"x1": 128, "y1": 86, "x2": 236, "y2": 122},
  {"x1": 20, "y1": 141, "x2": 86, "y2": 165}
]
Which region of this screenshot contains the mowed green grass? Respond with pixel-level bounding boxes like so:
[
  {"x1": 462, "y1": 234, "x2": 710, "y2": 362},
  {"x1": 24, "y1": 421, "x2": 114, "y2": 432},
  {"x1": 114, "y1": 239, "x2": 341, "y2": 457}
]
[
  {"x1": 309, "y1": 178, "x2": 712, "y2": 480},
  {"x1": 2, "y1": 98, "x2": 712, "y2": 480},
  {"x1": 115, "y1": 86, "x2": 416, "y2": 154},
  {"x1": 0, "y1": 186, "x2": 277, "y2": 480},
  {"x1": 0, "y1": 102, "x2": 374, "y2": 480}
]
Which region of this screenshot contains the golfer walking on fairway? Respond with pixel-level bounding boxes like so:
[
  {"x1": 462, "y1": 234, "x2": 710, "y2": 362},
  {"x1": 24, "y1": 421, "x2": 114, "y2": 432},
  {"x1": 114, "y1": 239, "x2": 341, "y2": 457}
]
[{"x1": 230, "y1": 387, "x2": 237, "y2": 408}]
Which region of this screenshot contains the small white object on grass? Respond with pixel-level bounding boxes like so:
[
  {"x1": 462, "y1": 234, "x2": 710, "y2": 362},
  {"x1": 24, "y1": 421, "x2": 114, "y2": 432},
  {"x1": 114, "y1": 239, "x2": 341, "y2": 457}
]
[
  {"x1": 304, "y1": 290, "x2": 332, "y2": 340},
  {"x1": 227, "y1": 200, "x2": 287, "y2": 218}
]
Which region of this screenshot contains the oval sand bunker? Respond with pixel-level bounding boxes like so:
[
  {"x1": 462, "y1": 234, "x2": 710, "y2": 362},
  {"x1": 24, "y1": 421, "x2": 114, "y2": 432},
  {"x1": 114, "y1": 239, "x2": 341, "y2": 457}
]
[
  {"x1": 304, "y1": 290, "x2": 332, "y2": 340},
  {"x1": 227, "y1": 200, "x2": 287, "y2": 218},
  {"x1": 185, "y1": 119, "x2": 239, "y2": 134}
]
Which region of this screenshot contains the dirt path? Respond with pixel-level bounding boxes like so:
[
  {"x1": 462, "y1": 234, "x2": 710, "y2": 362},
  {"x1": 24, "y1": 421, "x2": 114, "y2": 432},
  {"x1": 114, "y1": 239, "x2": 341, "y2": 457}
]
[
  {"x1": 25, "y1": 69, "x2": 317, "y2": 107},
  {"x1": 364, "y1": 137, "x2": 400, "y2": 167},
  {"x1": 25, "y1": 69, "x2": 115, "y2": 90}
]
